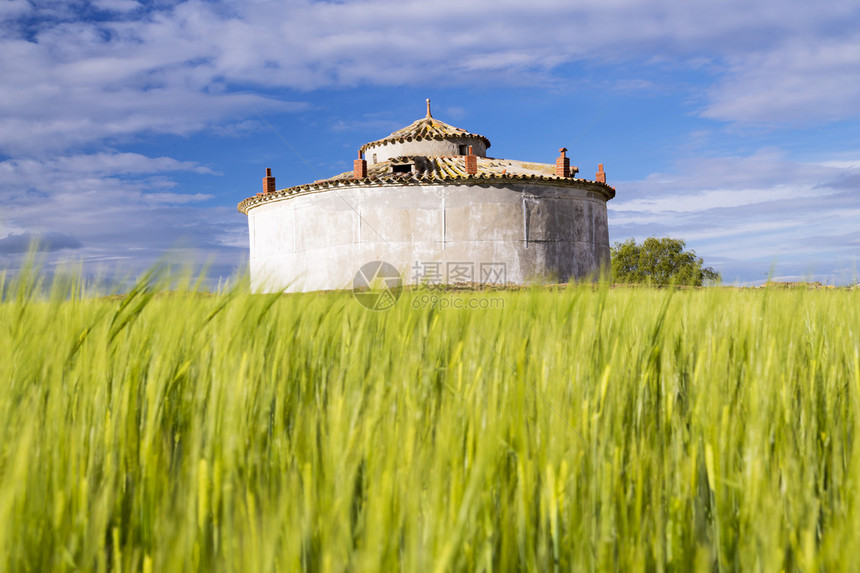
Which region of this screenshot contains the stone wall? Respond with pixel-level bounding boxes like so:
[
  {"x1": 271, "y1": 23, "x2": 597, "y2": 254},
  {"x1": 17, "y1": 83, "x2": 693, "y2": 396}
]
[{"x1": 247, "y1": 182, "x2": 610, "y2": 292}]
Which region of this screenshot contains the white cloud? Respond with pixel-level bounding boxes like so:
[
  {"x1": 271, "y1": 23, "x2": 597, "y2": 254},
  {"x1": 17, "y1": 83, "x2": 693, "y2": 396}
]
[
  {"x1": 815, "y1": 159, "x2": 860, "y2": 169},
  {"x1": 90, "y1": 0, "x2": 141, "y2": 13},
  {"x1": 703, "y1": 35, "x2": 860, "y2": 123},
  {"x1": 0, "y1": 0, "x2": 29, "y2": 19},
  {"x1": 0, "y1": 231, "x2": 82, "y2": 254},
  {"x1": 609, "y1": 150, "x2": 860, "y2": 282},
  {"x1": 0, "y1": 152, "x2": 215, "y2": 185},
  {"x1": 613, "y1": 185, "x2": 810, "y2": 214},
  {"x1": 2, "y1": 0, "x2": 859, "y2": 156},
  {"x1": 0, "y1": 152, "x2": 242, "y2": 280}
]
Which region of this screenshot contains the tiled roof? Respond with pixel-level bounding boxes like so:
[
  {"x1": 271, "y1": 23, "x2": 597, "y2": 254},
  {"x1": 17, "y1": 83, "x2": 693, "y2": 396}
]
[
  {"x1": 238, "y1": 155, "x2": 614, "y2": 214},
  {"x1": 359, "y1": 116, "x2": 490, "y2": 154},
  {"x1": 332, "y1": 156, "x2": 568, "y2": 180}
]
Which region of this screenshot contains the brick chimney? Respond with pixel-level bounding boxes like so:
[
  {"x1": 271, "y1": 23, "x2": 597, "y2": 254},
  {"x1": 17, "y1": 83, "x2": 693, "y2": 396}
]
[
  {"x1": 354, "y1": 151, "x2": 367, "y2": 179},
  {"x1": 464, "y1": 145, "x2": 477, "y2": 175},
  {"x1": 556, "y1": 148, "x2": 570, "y2": 178},
  {"x1": 596, "y1": 163, "x2": 606, "y2": 184},
  {"x1": 263, "y1": 168, "x2": 276, "y2": 193}
]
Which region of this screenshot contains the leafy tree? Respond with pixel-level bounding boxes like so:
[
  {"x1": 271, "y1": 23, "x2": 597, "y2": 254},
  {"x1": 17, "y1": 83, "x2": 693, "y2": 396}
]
[{"x1": 611, "y1": 237, "x2": 721, "y2": 286}]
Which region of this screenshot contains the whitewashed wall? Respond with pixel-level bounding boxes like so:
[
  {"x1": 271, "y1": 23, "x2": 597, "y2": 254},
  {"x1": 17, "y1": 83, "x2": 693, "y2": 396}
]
[{"x1": 247, "y1": 182, "x2": 610, "y2": 293}]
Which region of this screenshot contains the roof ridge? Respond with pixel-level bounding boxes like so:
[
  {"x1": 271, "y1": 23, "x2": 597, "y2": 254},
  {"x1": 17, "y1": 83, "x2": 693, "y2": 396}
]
[
  {"x1": 359, "y1": 114, "x2": 491, "y2": 154},
  {"x1": 237, "y1": 172, "x2": 616, "y2": 213}
]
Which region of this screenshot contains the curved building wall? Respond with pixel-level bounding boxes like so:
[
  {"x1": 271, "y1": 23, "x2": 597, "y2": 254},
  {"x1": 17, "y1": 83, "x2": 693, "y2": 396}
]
[
  {"x1": 247, "y1": 182, "x2": 610, "y2": 293},
  {"x1": 364, "y1": 137, "x2": 488, "y2": 164}
]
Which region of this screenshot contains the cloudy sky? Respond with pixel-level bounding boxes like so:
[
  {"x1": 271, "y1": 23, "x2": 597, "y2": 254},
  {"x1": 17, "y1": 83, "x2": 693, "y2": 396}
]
[{"x1": 1, "y1": 0, "x2": 859, "y2": 285}]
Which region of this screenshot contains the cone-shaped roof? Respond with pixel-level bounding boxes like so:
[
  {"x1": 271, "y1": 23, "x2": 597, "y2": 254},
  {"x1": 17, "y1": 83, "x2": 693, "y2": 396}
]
[{"x1": 359, "y1": 99, "x2": 490, "y2": 154}]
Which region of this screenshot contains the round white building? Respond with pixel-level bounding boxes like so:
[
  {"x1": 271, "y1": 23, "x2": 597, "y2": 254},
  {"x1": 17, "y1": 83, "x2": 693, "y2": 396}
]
[{"x1": 238, "y1": 101, "x2": 615, "y2": 293}]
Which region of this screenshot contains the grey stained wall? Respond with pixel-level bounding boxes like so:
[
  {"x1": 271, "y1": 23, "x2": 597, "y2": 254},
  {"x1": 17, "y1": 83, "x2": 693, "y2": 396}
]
[{"x1": 247, "y1": 182, "x2": 610, "y2": 293}]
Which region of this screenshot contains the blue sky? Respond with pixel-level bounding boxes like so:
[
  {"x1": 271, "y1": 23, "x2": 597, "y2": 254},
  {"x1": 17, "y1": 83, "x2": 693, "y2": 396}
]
[{"x1": 1, "y1": 0, "x2": 859, "y2": 285}]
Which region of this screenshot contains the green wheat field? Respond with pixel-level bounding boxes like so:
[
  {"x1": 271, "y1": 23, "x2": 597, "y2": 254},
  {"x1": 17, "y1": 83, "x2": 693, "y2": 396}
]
[{"x1": 1, "y1": 266, "x2": 859, "y2": 571}]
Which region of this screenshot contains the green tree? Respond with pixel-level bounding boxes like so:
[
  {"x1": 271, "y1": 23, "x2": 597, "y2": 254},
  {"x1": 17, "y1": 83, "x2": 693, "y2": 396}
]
[{"x1": 611, "y1": 237, "x2": 721, "y2": 286}]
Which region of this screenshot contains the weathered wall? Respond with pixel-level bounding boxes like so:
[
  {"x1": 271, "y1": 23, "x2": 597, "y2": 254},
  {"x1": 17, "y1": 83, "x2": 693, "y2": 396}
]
[
  {"x1": 364, "y1": 137, "x2": 488, "y2": 164},
  {"x1": 247, "y1": 182, "x2": 610, "y2": 293}
]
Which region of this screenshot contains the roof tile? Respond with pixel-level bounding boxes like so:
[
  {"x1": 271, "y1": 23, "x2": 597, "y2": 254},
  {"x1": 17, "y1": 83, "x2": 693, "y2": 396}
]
[
  {"x1": 359, "y1": 117, "x2": 490, "y2": 153},
  {"x1": 238, "y1": 155, "x2": 614, "y2": 213}
]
